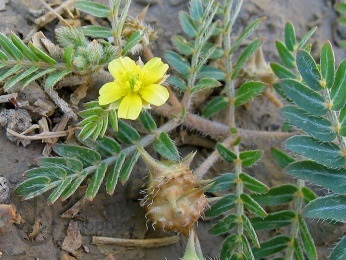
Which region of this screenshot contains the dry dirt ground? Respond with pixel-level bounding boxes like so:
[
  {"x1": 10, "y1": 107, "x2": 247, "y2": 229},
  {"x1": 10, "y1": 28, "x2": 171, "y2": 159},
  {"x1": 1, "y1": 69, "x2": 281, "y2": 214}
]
[{"x1": 0, "y1": 0, "x2": 345, "y2": 259}]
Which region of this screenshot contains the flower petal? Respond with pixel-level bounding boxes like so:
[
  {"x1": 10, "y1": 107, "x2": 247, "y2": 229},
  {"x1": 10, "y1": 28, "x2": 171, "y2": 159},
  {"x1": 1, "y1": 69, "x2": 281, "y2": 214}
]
[
  {"x1": 141, "y1": 58, "x2": 169, "y2": 85},
  {"x1": 99, "y1": 82, "x2": 128, "y2": 105},
  {"x1": 108, "y1": 57, "x2": 138, "y2": 79},
  {"x1": 139, "y1": 84, "x2": 169, "y2": 106},
  {"x1": 118, "y1": 93, "x2": 142, "y2": 120}
]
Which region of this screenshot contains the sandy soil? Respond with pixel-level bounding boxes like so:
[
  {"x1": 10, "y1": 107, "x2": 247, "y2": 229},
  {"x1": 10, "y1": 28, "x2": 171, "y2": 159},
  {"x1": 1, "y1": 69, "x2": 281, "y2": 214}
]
[{"x1": 0, "y1": 0, "x2": 345, "y2": 259}]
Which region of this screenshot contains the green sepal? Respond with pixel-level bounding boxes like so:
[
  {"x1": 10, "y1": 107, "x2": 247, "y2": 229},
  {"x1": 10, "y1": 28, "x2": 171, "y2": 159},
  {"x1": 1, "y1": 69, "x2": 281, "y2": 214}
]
[{"x1": 63, "y1": 45, "x2": 74, "y2": 66}]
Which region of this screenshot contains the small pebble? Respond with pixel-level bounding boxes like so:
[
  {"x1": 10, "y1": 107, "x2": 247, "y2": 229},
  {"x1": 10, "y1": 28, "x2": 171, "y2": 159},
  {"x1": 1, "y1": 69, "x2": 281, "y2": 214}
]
[{"x1": 0, "y1": 177, "x2": 9, "y2": 203}]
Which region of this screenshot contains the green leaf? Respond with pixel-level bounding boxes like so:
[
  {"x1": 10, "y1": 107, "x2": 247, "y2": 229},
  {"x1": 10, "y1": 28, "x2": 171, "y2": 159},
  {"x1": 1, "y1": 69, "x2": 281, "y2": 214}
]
[
  {"x1": 190, "y1": 0, "x2": 203, "y2": 20},
  {"x1": 4, "y1": 66, "x2": 40, "y2": 91},
  {"x1": 86, "y1": 162, "x2": 107, "y2": 201},
  {"x1": 75, "y1": 0, "x2": 110, "y2": 17},
  {"x1": 296, "y1": 50, "x2": 322, "y2": 91},
  {"x1": 201, "y1": 43, "x2": 224, "y2": 59},
  {"x1": 253, "y1": 236, "x2": 290, "y2": 259},
  {"x1": 78, "y1": 122, "x2": 98, "y2": 141},
  {"x1": 191, "y1": 78, "x2": 220, "y2": 93},
  {"x1": 10, "y1": 33, "x2": 39, "y2": 62},
  {"x1": 242, "y1": 215, "x2": 260, "y2": 248},
  {"x1": 252, "y1": 184, "x2": 298, "y2": 205},
  {"x1": 109, "y1": 109, "x2": 118, "y2": 131},
  {"x1": 330, "y1": 236, "x2": 346, "y2": 260},
  {"x1": 270, "y1": 63, "x2": 295, "y2": 79},
  {"x1": 320, "y1": 41, "x2": 335, "y2": 89},
  {"x1": 0, "y1": 64, "x2": 22, "y2": 82},
  {"x1": 220, "y1": 234, "x2": 239, "y2": 259},
  {"x1": 241, "y1": 235, "x2": 256, "y2": 260},
  {"x1": 172, "y1": 35, "x2": 194, "y2": 55},
  {"x1": 297, "y1": 27, "x2": 317, "y2": 49},
  {"x1": 304, "y1": 194, "x2": 346, "y2": 222},
  {"x1": 285, "y1": 136, "x2": 345, "y2": 169},
  {"x1": 338, "y1": 16, "x2": 346, "y2": 26},
  {"x1": 120, "y1": 152, "x2": 139, "y2": 184},
  {"x1": 153, "y1": 132, "x2": 180, "y2": 161},
  {"x1": 0, "y1": 32, "x2": 23, "y2": 60},
  {"x1": 230, "y1": 17, "x2": 265, "y2": 54},
  {"x1": 293, "y1": 238, "x2": 304, "y2": 260},
  {"x1": 179, "y1": 11, "x2": 198, "y2": 37},
  {"x1": 80, "y1": 25, "x2": 112, "y2": 38},
  {"x1": 164, "y1": 51, "x2": 190, "y2": 74},
  {"x1": 251, "y1": 210, "x2": 295, "y2": 230},
  {"x1": 217, "y1": 143, "x2": 237, "y2": 163},
  {"x1": 298, "y1": 214, "x2": 317, "y2": 260},
  {"x1": 279, "y1": 79, "x2": 326, "y2": 116},
  {"x1": 122, "y1": 31, "x2": 144, "y2": 55},
  {"x1": 16, "y1": 176, "x2": 59, "y2": 200},
  {"x1": 166, "y1": 75, "x2": 186, "y2": 91},
  {"x1": 286, "y1": 161, "x2": 346, "y2": 194},
  {"x1": 208, "y1": 173, "x2": 236, "y2": 192},
  {"x1": 53, "y1": 144, "x2": 101, "y2": 167},
  {"x1": 284, "y1": 22, "x2": 296, "y2": 51},
  {"x1": 0, "y1": 49, "x2": 8, "y2": 60},
  {"x1": 239, "y1": 173, "x2": 268, "y2": 194},
  {"x1": 205, "y1": 194, "x2": 237, "y2": 217},
  {"x1": 241, "y1": 193, "x2": 267, "y2": 218},
  {"x1": 270, "y1": 147, "x2": 295, "y2": 169},
  {"x1": 202, "y1": 96, "x2": 228, "y2": 118},
  {"x1": 63, "y1": 45, "x2": 74, "y2": 66},
  {"x1": 301, "y1": 186, "x2": 317, "y2": 203},
  {"x1": 28, "y1": 42, "x2": 56, "y2": 64},
  {"x1": 335, "y1": 3, "x2": 346, "y2": 14},
  {"x1": 106, "y1": 152, "x2": 126, "y2": 195},
  {"x1": 38, "y1": 157, "x2": 83, "y2": 174},
  {"x1": 47, "y1": 176, "x2": 73, "y2": 205},
  {"x1": 209, "y1": 214, "x2": 237, "y2": 235},
  {"x1": 45, "y1": 69, "x2": 71, "y2": 89},
  {"x1": 95, "y1": 136, "x2": 121, "y2": 156},
  {"x1": 239, "y1": 150, "x2": 262, "y2": 167},
  {"x1": 139, "y1": 110, "x2": 157, "y2": 132},
  {"x1": 25, "y1": 167, "x2": 67, "y2": 180},
  {"x1": 20, "y1": 68, "x2": 56, "y2": 89},
  {"x1": 281, "y1": 106, "x2": 335, "y2": 142},
  {"x1": 80, "y1": 107, "x2": 104, "y2": 118},
  {"x1": 331, "y1": 59, "x2": 346, "y2": 110},
  {"x1": 275, "y1": 40, "x2": 295, "y2": 69},
  {"x1": 196, "y1": 66, "x2": 226, "y2": 80},
  {"x1": 231, "y1": 39, "x2": 262, "y2": 79},
  {"x1": 61, "y1": 171, "x2": 89, "y2": 201},
  {"x1": 115, "y1": 120, "x2": 140, "y2": 144},
  {"x1": 234, "y1": 81, "x2": 266, "y2": 107}
]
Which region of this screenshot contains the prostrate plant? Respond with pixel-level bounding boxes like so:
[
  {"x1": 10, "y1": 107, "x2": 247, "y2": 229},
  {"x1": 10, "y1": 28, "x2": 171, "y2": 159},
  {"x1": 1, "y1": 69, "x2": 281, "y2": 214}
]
[{"x1": 4, "y1": 0, "x2": 343, "y2": 259}]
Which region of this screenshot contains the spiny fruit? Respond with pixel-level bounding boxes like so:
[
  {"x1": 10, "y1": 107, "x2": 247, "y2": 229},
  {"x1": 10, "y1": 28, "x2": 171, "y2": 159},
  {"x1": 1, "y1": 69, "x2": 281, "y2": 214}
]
[{"x1": 138, "y1": 147, "x2": 210, "y2": 236}]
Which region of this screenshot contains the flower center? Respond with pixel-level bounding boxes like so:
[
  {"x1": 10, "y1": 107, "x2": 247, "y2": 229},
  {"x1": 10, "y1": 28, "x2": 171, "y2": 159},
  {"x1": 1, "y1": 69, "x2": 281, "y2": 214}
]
[{"x1": 126, "y1": 72, "x2": 142, "y2": 93}]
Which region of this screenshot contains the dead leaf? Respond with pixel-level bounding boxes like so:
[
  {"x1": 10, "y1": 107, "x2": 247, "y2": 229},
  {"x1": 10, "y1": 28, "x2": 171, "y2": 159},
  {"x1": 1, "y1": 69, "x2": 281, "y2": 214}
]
[
  {"x1": 62, "y1": 221, "x2": 82, "y2": 255},
  {"x1": 0, "y1": 204, "x2": 22, "y2": 232}
]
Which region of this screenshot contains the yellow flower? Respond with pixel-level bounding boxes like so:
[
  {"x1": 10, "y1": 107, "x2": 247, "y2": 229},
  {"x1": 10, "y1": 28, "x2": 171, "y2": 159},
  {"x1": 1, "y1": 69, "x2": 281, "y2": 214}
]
[{"x1": 99, "y1": 56, "x2": 169, "y2": 120}]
